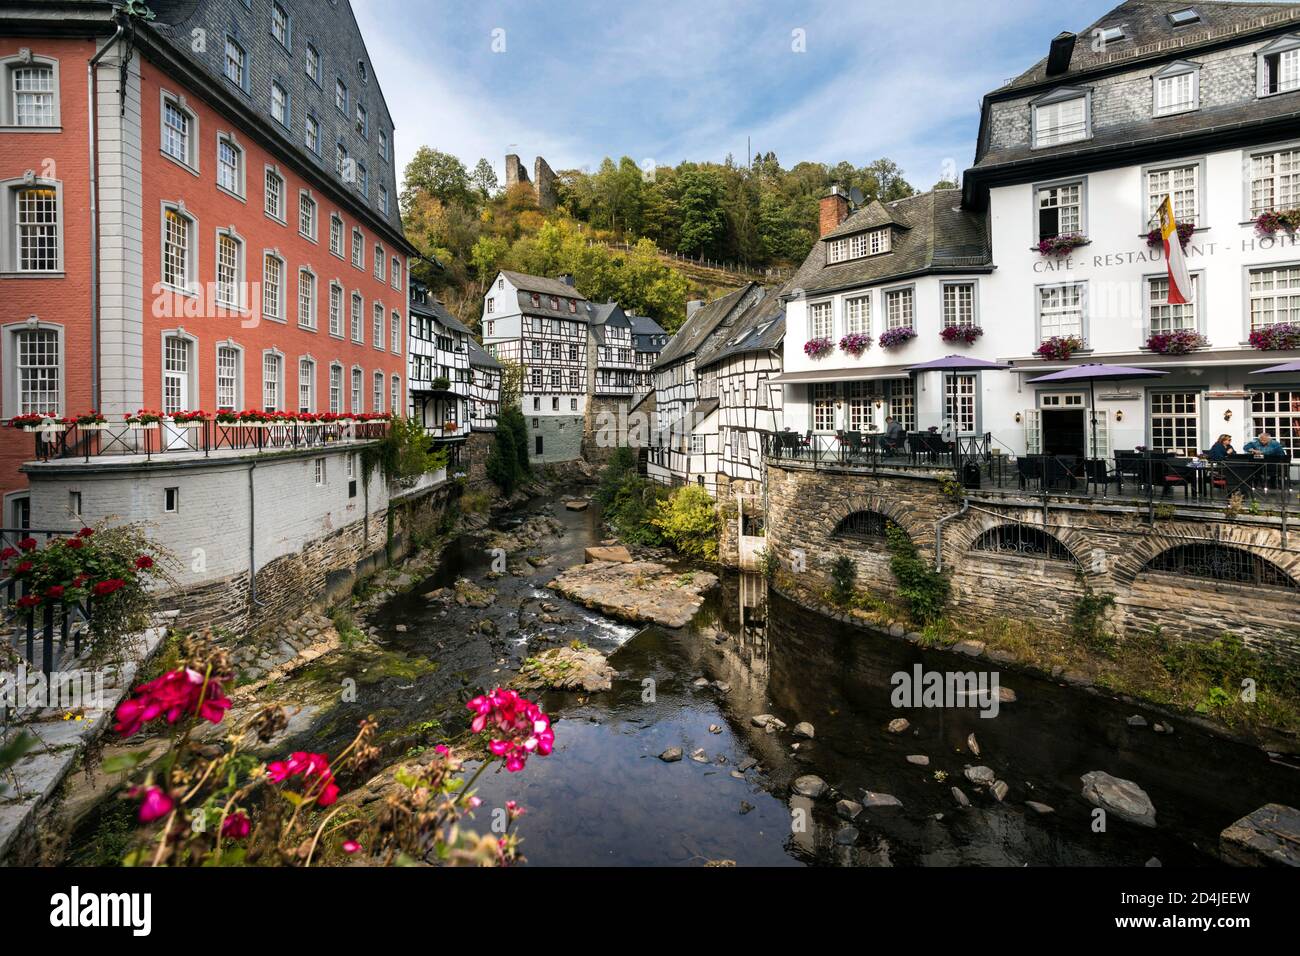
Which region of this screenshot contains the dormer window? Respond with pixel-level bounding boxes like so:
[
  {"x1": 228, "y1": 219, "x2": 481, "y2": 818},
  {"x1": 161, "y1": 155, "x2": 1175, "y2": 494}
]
[
  {"x1": 827, "y1": 227, "x2": 889, "y2": 263},
  {"x1": 1097, "y1": 26, "x2": 1125, "y2": 45},
  {"x1": 1153, "y1": 62, "x2": 1199, "y2": 116},
  {"x1": 1032, "y1": 88, "x2": 1090, "y2": 148},
  {"x1": 1167, "y1": 9, "x2": 1199, "y2": 27},
  {"x1": 1258, "y1": 36, "x2": 1300, "y2": 97}
]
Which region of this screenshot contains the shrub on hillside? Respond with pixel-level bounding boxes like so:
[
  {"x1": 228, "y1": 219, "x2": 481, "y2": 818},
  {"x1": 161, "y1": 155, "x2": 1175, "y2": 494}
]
[{"x1": 650, "y1": 486, "x2": 718, "y2": 560}]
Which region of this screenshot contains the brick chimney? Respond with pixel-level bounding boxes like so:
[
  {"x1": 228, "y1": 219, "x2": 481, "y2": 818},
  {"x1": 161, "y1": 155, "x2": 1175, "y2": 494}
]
[{"x1": 819, "y1": 186, "x2": 849, "y2": 237}]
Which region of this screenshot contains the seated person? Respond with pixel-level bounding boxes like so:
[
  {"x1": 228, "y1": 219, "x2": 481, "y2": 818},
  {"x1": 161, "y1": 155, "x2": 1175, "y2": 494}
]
[
  {"x1": 1206, "y1": 434, "x2": 1235, "y2": 461},
  {"x1": 1242, "y1": 431, "x2": 1287, "y2": 458},
  {"x1": 883, "y1": 416, "x2": 904, "y2": 453}
]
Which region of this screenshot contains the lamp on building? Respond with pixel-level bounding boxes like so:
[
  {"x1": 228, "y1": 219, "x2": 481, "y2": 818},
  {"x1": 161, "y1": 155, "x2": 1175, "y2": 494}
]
[
  {"x1": 1014, "y1": 412, "x2": 1022, "y2": 424},
  {"x1": 1224, "y1": 409, "x2": 1233, "y2": 421},
  {"x1": 1115, "y1": 409, "x2": 1124, "y2": 423}
]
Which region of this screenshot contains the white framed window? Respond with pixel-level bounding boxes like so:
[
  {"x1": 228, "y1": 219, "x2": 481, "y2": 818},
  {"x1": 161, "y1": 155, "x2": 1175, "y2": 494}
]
[
  {"x1": 215, "y1": 229, "x2": 243, "y2": 309},
  {"x1": 314, "y1": 457, "x2": 326, "y2": 486},
  {"x1": 1036, "y1": 180, "x2": 1083, "y2": 240},
  {"x1": 328, "y1": 282, "x2": 343, "y2": 337},
  {"x1": 351, "y1": 367, "x2": 363, "y2": 413},
  {"x1": 844, "y1": 295, "x2": 870, "y2": 335},
  {"x1": 305, "y1": 114, "x2": 320, "y2": 155},
  {"x1": 1248, "y1": 265, "x2": 1300, "y2": 331},
  {"x1": 262, "y1": 252, "x2": 284, "y2": 321},
  {"x1": 305, "y1": 44, "x2": 320, "y2": 84},
  {"x1": 846, "y1": 381, "x2": 872, "y2": 431},
  {"x1": 4, "y1": 57, "x2": 58, "y2": 127},
  {"x1": 812, "y1": 383, "x2": 836, "y2": 432},
  {"x1": 335, "y1": 141, "x2": 349, "y2": 179},
  {"x1": 689, "y1": 434, "x2": 705, "y2": 455},
  {"x1": 350, "y1": 292, "x2": 363, "y2": 342},
  {"x1": 298, "y1": 268, "x2": 316, "y2": 329},
  {"x1": 372, "y1": 302, "x2": 384, "y2": 349},
  {"x1": 223, "y1": 37, "x2": 246, "y2": 88},
  {"x1": 161, "y1": 205, "x2": 196, "y2": 292},
  {"x1": 1037, "y1": 282, "x2": 1086, "y2": 341},
  {"x1": 945, "y1": 373, "x2": 977, "y2": 434},
  {"x1": 807, "y1": 300, "x2": 832, "y2": 340},
  {"x1": 216, "y1": 134, "x2": 243, "y2": 196},
  {"x1": 264, "y1": 167, "x2": 285, "y2": 222},
  {"x1": 329, "y1": 214, "x2": 344, "y2": 257},
  {"x1": 1147, "y1": 274, "x2": 1199, "y2": 334},
  {"x1": 162, "y1": 334, "x2": 193, "y2": 415},
  {"x1": 298, "y1": 192, "x2": 317, "y2": 240},
  {"x1": 1250, "y1": 388, "x2": 1300, "y2": 456},
  {"x1": 355, "y1": 103, "x2": 368, "y2": 138},
  {"x1": 216, "y1": 344, "x2": 240, "y2": 410},
  {"x1": 1032, "y1": 92, "x2": 1089, "y2": 148},
  {"x1": 374, "y1": 244, "x2": 385, "y2": 280},
  {"x1": 1145, "y1": 162, "x2": 1199, "y2": 227},
  {"x1": 391, "y1": 375, "x2": 400, "y2": 417},
  {"x1": 372, "y1": 371, "x2": 384, "y2": 413},
  {"x1": 391, "y1": 257, "x2": 401, "y2": 289},
  {"x1": 298, "y1": 357, "x2": 315, "y2": 413},
  {"x1": 1153, "y1": 64, "x2": 1198, "y2": 116},
  {"x1": 391, "y1": 311, "x2": 401, "y2": 353},
  {"x1": 271, "y1": 81, "x2": 289, "y2": 127},
  {"x1": 262, "y1": 351, "x2": 283, "y2": 412},
  {"x1": 942, "y1": 282, "x2": 976, "y2": 328},
  {"x1": 884, "y1": 287, "x2": 914, "y2": 329},
  {"x1": 161, "y1": 94, "x2": 197, "y2": 169},
  {"x1": 1249, "y1": 146, "x2": 1300, "y2": 216},
  {"x1": 1149, "y1": 391, "x2": 1200, "y2": 452},
  {"x1": 1258, "y1": 37, "x2": 1300, "y2": 97},
  {"x1": 14, "y1": 327, "x2": 60, "y2": 415},
  {"x1": 357, "y1": 163, "x2": 368, "y2": 197},
  {"x1": 826, "y1": 228, "x2": 890, "y2": 264},
  {"x1": 379, "y1": 129, "x2": 388, "y2": 160},
  {"x1": 335, "y1": 78, "x2": 348, "y2": 113},
  {"x1": 4, "y1": 181, "x2": 62, "y2": 273},
  {"x1": 378, "y1": 185, "x2": 389, "y2": 216},
  {"x1": 351, "y1": 228, "x2": 364, "y2": 268},
  {"x1": 329, "y1": 363, "x2": 343, "y2": 413},
  {"x1": 271, "y1": 2, "x2": 291, "y2": 49},
  {"x1": 886, "y1": 378, "x2": 914, "y2": 431}
]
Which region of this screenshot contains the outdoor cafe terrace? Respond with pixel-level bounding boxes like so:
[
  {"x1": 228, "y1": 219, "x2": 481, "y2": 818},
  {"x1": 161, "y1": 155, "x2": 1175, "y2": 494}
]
[{"x1": 762, "y1": 430, "x2": 1300, "y2": 520}]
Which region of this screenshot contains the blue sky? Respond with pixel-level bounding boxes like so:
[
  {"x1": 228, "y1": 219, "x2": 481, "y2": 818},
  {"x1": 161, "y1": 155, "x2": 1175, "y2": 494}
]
[{"x1": 353, "y1": 0, "x2": 1130, "y2": 189}]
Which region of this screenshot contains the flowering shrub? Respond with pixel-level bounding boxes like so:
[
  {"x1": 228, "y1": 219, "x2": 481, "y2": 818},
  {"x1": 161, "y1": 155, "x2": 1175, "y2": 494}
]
[
  {"x1": 1254, "y1": 209, "x2": 1300, "y2": 237},
  {"x1": 4, "y1": 525, "x2": 159, "y2": 613},
  {"x1": 878, "y1": 327, "x2": 918, "y2": 349},
  {"x1": 1145, "y1": 329, "x2": 1207, "y2": 355},
  {"x1": 838, "y1": 332, "x2": 873, "y2": 357},
  {"x1": 107, "y1": 634, "x2": 540, "y2": 867},
  {"x1": 1036, "y1": 233, "x2": 1089, "y2": 257},
  {"x1": 1249, "y1": 323, "x2": 1300, "y2": 351},
  {"x1": 803, "y1": 337, "x2": 834, "y2": 359},
  {"x1": 8, "y1": 413, "x2": 57, "y2": 429},
  {"x1": 941, "y1": 324, "x2": 983, "y2": 345},
  {"x1": 1146, "y1": 221, "x2": 1196, "y2": 249},
  {"x1": 124, "y1": 409, "x2": 164, "y2": 426},
  {"x1": 1036, "y1": 335, "x2": 1085, "y2": 360},
  {"x1": 170, "y1": 410, "x2": 208, "y2": 424}
]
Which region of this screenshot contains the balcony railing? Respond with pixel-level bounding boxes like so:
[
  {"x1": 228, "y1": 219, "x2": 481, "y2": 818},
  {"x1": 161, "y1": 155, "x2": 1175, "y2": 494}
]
[
  {"x1": 0, "y1": 527, "x2": 93, "y2": 684},
  {"x1": 26, "y1": 419, "x2": 390, "y2": 463},
  {"x1": 763, "y1": 431, "x2": 1300, "y2": 518}
]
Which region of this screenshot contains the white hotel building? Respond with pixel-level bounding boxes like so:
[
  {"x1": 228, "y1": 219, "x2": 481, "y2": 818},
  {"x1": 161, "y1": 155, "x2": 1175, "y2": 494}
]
[{"x1": 776, "y1": 0, "x2": 1300, "y2": 461}]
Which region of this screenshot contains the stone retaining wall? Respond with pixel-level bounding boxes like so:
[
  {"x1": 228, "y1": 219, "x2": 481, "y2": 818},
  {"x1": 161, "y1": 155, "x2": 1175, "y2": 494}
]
[{"x1": 764, "y1": 462, "x2": 1300, "y2": 662}]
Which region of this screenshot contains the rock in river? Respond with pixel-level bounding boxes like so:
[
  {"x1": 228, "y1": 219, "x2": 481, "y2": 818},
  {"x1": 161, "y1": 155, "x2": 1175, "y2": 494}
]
[
  {"x1": 1080, "y1": 771, "x2": 1157, "y2": 828},
  {"x1": 514, "y1": 646, "x2": 616, "y2": 693},
  {"x1": 1219, "y1": 803, "x2": 1300, "y2": 866},
  {"x1": 887, "y1": 718, "x2": 910, "y2": 734},
  {"x1": 964, "y1": 766, "x2": 996, "y2": 786},
  {"x1": 584, "y1": 545, "x2": 631, "y2": 563},
  {"x1": 836, "y1": 799, "x2": 864, "y2": 821},
  {"x1": 792, "y1": 721, "x2": 815, "y2": 739},
  {"x1": 863, "y1": 790, "x2": 902, "y2": 808},
  {"x1": 659, "y1": 747, "x2": 683, "y2": 762},
  {"x1": 751, "y1": 714, "x2": 787, "y2": 731},
  {"x1": 549, "y1": 560, "x2": 718, "y2": 628},
  {"x1": 792, "y1": 775, "x2": 828, "y2": 798}
]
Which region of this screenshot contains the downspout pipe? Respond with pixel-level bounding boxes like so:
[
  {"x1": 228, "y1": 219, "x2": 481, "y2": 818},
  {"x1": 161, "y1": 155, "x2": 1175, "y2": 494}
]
[
  {"x1": 87, "y1": 15, "x2": 127, "y2": 411},
  {"x1": 934, "y1": 498, "x2": 971, "y2": 573},
  {"x1": 248, "y1": 461, "x2": 265, "y2": 608}
]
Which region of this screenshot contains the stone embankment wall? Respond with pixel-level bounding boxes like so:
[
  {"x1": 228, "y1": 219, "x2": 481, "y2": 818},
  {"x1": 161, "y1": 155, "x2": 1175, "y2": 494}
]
[{"x1": 764, "y1": 462, "x2": 1300, "y2": 662}]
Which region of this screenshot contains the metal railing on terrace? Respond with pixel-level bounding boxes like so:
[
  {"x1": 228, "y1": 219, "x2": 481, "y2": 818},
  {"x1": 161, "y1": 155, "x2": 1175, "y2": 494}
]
[
  {"x1": 762, "y1": 431, "x2": 1300, "y2": 519},
  {"x1": 24, "y1": 418, "x2": 391, "y2": 464},
  {"x1": 0, "y1": 528, "x2": 93, "y2": 683}
]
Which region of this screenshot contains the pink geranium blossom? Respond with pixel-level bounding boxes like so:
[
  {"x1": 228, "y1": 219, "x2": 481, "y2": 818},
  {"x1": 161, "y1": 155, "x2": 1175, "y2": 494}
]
[
  {"x1": 132, "y1": 786, "x2": 173, "y2": 822},
  {"x1": 466, "y1": 688, "x2": 554, "y2": 773},
  {"x1": 266, "y1": 751, "x2": 340, "y2": 806},
  {"x1": 114, "y1": 668, "x2": 232, "y2": 737},
  {"x1": 221, "y1": 811, "x2": 251, "y2": 839}
]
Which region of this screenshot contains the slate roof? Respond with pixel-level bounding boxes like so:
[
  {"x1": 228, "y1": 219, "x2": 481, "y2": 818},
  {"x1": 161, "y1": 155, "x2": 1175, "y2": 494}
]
[
  {"x1": 697, "y1": 297, "x2": 786, "y2": 370},
  {"x1": 689, "y1": 398, "x2": 720, "y2": 430},
  {"x1": 784, "y1": 190, "x2": 991, "y2": 298},
  {"x1": 466, "y1": 338, "x2": 501, "y2": 370},
  {"x1": 630, "y1": 313, "x2": 668, "y2": 338},
  {"x1": 654, "y1": 283, "x2": 760, "y2": 368},
  {"x1": 821, "y1": 199, "x2": 912, "y2": 240},
  {"x1": 998, "y1": 1, "x2": 1300, "y2": 94},
  {"x1": 500, "y1": 271, "x2": 589, "y2": 302},
  {"x1": 411, "y1": 291, "x2": 472, "y2": 335}
]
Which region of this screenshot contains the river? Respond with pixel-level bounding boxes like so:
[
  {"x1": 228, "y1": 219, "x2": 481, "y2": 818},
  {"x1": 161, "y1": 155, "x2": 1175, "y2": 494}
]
[{"x1": 270, "y1": 488, "x2": 1300, "y2": 865}]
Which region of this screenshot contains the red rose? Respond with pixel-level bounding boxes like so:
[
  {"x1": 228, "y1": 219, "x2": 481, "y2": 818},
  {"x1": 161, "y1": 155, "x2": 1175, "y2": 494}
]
[
  {"x1": 14, "y1": 561, "x2": 32, "y2": 575},
  {"x1": 0, "y1": 547, "x2": 16, "y2": 560},
  {"x1": 45, "y1": 585, "x2": 65, "y2": 600},
  {"x1": 17, "y1": 537, "x2": 37, "y2": 552},
  {"x1": 92, "y1": 579, "x2": 126, "y2": 597},
  {"x1": 66, "y1": 537, "x2": 84, "y2": 550},
  {"x1": 78, "y1": 527, "x2": 94, "y2": 538},
  {"x1": 16, "y1": 595, "x2": 40, "y2": 609},
  {"x1": 134, "y1": 555, "x2": 154, "y2": 570}
]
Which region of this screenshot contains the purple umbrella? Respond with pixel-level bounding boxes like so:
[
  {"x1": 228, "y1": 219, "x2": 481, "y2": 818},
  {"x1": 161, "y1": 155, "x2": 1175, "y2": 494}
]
[
  {"x1": 905, "y1": 356, "x2": 1012, "y2": 433},
  {"x1": 1250, "y1": 361, "x2": 1300, "y2": 375},
  {"x1": 1027, "y1": 363, "x2": 1168, "y2": 458}
]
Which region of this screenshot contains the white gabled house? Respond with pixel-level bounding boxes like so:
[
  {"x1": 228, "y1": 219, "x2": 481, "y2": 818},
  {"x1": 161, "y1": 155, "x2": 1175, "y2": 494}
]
[{"x1": 408, "y1": 282, "x2": 472, "y2": 458}]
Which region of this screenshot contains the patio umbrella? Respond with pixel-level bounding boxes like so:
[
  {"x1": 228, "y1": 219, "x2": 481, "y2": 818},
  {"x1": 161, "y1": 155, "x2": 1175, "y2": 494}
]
[
  {"x1": 904, "y1": 355, "x2": 1012, "y2": 434},
  {"x1": 1250, "y1": 360, "x2": 1300, "y2": 375},
  {"x1": 1026, "y1": 363, "x2": 1167, "y2": 459}
]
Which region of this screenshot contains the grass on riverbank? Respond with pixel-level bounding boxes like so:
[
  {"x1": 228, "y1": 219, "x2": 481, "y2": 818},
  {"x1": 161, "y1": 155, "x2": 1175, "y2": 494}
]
[{"x1": 778, "y1": 569, "x2": 1300, "y2": 738}]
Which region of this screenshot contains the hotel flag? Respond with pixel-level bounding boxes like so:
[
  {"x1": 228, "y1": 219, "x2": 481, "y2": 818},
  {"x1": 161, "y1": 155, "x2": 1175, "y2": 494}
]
[{"x1": 1158, "y1": 195, "x2": 1192, "y2": 305}]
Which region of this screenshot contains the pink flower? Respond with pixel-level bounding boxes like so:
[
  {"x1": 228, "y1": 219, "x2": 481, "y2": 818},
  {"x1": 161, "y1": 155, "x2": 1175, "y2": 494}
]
[
  {"x1": 220, "y1": 811, "x2": 250, "y2": 839},
  {"x1": 133, "y1": 786, "x2": 173, "y2": 823},
  {"x1": 466, "y1": 689, "x2": 554, "y2": 773},
  {"x1": 114, "y1": 667, "x2": 232, "y2": 737},
  {"x1": 342, "y1": 840, "x2": 361, "y2": 854},
  {"x1": 265, "y1": 751, "x2": 340, "y2": 806}
]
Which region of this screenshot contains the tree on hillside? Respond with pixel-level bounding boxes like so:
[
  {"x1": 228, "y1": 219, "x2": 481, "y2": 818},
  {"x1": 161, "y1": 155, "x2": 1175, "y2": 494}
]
[
  {"x1": 402, "y1": 147, "x2": 473, "y2": 209},
  {"x1": 471, "y1": 158, "x2": 499, "y2": 199},
  {"x1": 676, "y1": 166, "x2": 727, "y2": 258}
]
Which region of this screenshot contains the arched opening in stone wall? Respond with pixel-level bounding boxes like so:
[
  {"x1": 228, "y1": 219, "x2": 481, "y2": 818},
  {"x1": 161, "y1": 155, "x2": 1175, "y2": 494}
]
[
  {"x1": 832, "y1": 510, "x2": 898, "y2": 542},
  {"x1": 1141, "y1": 544, "x2": 1298, "y2": 591},
  {"x1": 971, "y1": 525, "x2": 1079, "y2": 565}
]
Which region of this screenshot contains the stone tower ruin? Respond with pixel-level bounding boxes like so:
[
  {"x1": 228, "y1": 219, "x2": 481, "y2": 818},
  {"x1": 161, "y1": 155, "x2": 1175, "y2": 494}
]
[{"x1": 504, "y1": 153, "x2": 556, "y2": 210}]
